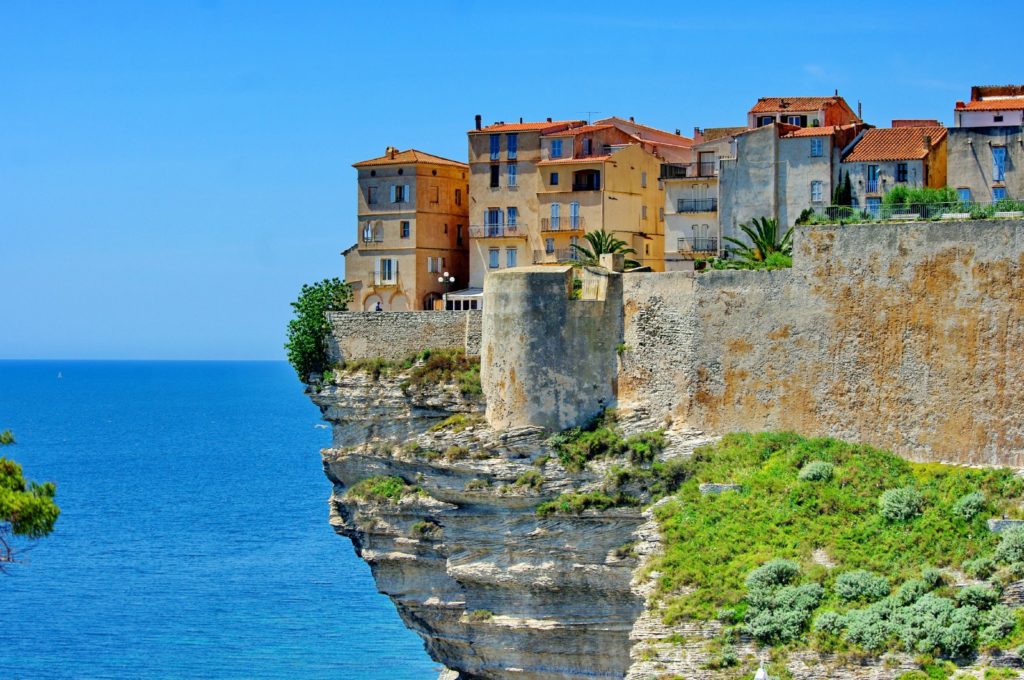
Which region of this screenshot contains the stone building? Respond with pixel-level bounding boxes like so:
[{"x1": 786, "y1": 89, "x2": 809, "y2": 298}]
[
  {"x1": 839, "y1": 122, "x2": 947, "y2": 213},
  {"x1": 344, "y1": 148, "x2": 469, "y2": 311},
  {"x1": 948, "y1": 85, "x2": 1024, "y2": 203},
  {"x1": 660, "y1": 126, "x2": 743, "y2": 270}
]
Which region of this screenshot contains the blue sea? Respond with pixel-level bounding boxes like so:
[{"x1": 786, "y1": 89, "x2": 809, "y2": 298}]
[{"x1": 0, "y1": 361, "x2": 438, "y2": 679}]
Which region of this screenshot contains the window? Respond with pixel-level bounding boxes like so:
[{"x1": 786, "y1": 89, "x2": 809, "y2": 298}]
[
  {"x1": 545, "y1": 237, "x2": 555, "y2": 254},
  {"x1": 486, "y1": 208, "x2": 503, "y2": 227},
  {"x1": 550, "y1": 172, "x2": 559, "y2": 186},
  {"x1": 507, "y1": 207, "x2": 518, "y2": 226},
  {"x1": 659, "y1": 207, "x2": 665, "y2": 222},
  {"x1": 488, "y1": 248, "x2": 500, "y2": 269},
  {"x1": 391, "y1": 185, "x2": 409, "y2": 203},
  {"x1": 957, "y1": 188, "x2": 971, "y2": 202},
  {"x1": 641, "y1": 205, "x2": 648, "y2": 220},
  {"x1": 376, "y1": 258, "x2": 397, "y2": 284},
  {"x1": 993, "y1": 187, "x2": 1007, "y2": 201},
  {"x1": 993, "y1": 147, "x2": 1007, "y2": 181},
  {"x1": 550, "y1": 203, "x2": 560, "y2": 228},
  {"x1": 551, "y1": 139, "x2": 563, "y2": 158},
  {"x1": 427, "y1": 256, "x2": 436, "y2": 273},
  {"x1": 995, "y1": 115, "x2": 1004, "y2": 123},
  {"x1": 373, "y1": 222, "x2": 384, "y2": 242},
  {"x1": 787, "y1": 115, "x2": 801, "y2": 125},
  {"x1": 810, "y1": 138, "x2": 823, "y2": 157},
  {"x1": 490, "y1": 164, "x2": 500, "y2": 188},
  {"x1": 400, "y1": 221, "x2": 410, "y2": 238},
  {"x1": 896, "y1": 163, "x2": 908, "y2": 183},
  {"x1": 457, "y1": 224, "x2": 463, "y2": 246},
  {"x1": 759, "y1": 116, "x2": 774, "y2": 126},
  {"x1": 455, "y1": 189, "x2": 462, "y2": 206},
  {"x1": 569, "y1": 236, "x2": 579, "y2": 261},
  {"x1": 811, "y1": 180, "x2": 823, "y2": 203},
  {"x1": 508, "y1": 163, "x2": 518, "y2": 187},
  {"x1": 431, "y1": 186, "x2": 439, "y2": 203},
  {"x1": 367, "y1": 186, "x2": 378, "y2": 204},
  {"x1": 507, "y1": 134, "x2": 518, "y2": 160},
  {"x1": 641, "y1": 171, "x2": 648, "y2": 188},
  {"x1": 489, "y1": 134, "x2": 500, "y2": 160},
  {"x1": 569, "y1": 201, "x2": 579, "y2": 228},
  {"x1": 506, "y1": 247, "x2": 518, "y2": 268},
  {"x1": 362, "y1": 222, "x2": 373, "y2": 242},
  {"x1": 582, "y1": 138, "x2": 593, "y2": 155}
]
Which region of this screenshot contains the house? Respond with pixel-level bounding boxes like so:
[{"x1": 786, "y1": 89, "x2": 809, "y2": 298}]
[
  {"x1": 947, "y1": 85, "x2": 1024, "y2": 203},
  {"x1": 459, "y1": 115, "x2": 690, "y2": 305},
  {"x1": 839, "y1": 121, "x2": 948, "y2": 214},
  {"x1": 719, "y1": 95, "x2": 866, "y2": 239},
  {"x1": 660, "y1": 126, "x2": 744, "y2": 270},
  {"x1": 344, "y1": 147, "x2": 469, "y2": 311}
]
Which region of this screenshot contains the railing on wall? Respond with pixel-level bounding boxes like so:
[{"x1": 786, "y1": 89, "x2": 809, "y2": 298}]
[
  {"x1": 677, "y1": 198, "x2": 718, "y2": 213},
  {"x1": 677, "y1": 237, "x2": 719, "y2": 253}
]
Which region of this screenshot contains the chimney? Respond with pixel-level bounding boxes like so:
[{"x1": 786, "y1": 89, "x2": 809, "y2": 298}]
[
  {"x1": 385, "y1": 146, "x2": 397, "y2": 159},
  {"x1": 675, "y1": 128, "x2": 681, "y2": 136},
  {"x1": 629, "y1": 116, "x2": 635, "y2": 123},
  {"x1": 474, "y1": 114, "x2": 482, "y2": 131},
  {"x1": 546, "y1": 117, "x2": 552, "y2": 122},
  {"x1": 519, "y1": 116, "x2": 523, "y2": 124},
  {"x1": 857, "y1": 100, "x2": 862, "y2": 120},
  {"x1": 834, "y1": 88, "x2": 839, "y2": 96}
]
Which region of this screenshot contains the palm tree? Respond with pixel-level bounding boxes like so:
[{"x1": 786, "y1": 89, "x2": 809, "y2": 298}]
[
  {"x1": 567, "y1": 229, "x2": 641, "y2": 269},
  {"x1": 722, "y1": 217, "x2": 793, "y2": 265}
]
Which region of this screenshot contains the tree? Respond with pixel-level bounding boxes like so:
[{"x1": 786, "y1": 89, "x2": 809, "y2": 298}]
[
  {"x1": 285, "y1": 278, "x2": 353, "y2": 381},
  {"x1": 832, "y1": 170, "x2": 853, "y2": 206},
  {"x1": 568, "y1": 229, "x2": 641, "y2": 269},
  {"x1": 1, "y1": 430, "x2": 59, "y2": 572},
  {"x1": 723, "y1": 216, "x2": 793, "y2": 267}
]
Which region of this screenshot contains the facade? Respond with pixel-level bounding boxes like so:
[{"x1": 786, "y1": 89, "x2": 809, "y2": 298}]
[
  {"x1": 661, "y1": 127, "x2": 743, "y2": 270},
  {"x1": 840, "y1": 122, "x2": 948, "y2": 212},
  {"x1": 948, "y1": 85, "x2": 1024, "y2": 203},
  {"x1": 719, "y1": 95, "x2": 865, "y2": 238},
  {"x1": 345, "y1": 148, "x2": 469, "y2": 311}
]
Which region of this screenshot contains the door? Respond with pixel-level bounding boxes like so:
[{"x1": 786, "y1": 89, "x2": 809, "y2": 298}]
[
  {"x1": 569, "y1": 202, "x2": 579, "y2": 229},
  {"x1": 866, "y1": 165, "x2": 879, "y2": 193}
]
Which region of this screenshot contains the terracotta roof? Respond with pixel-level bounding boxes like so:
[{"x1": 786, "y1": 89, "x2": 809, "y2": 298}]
[
  {"x1": 471, "y1": 120, "x2": 586, "y2": 133},
  {"x1": 353, "y1": 148, "x2": 466, "y2": 168},
  {"x1": 955, "y1": 97, "x2": 1024, "y2": 111},
  {"x1": 536, "y1": 155, "x2": 612, "y2": 166},
  {"x1": 843, "y1": 127, "x2": 947, "y2": 163},
  {"x1": 594, "y1": 116, "x2": 694, "y2": 146},
  {"x1": 783, "y1": 125, "x2": 842, "y2": 138},
  {"x1": 700, "y1": 126, "x2": 745, "y2": 142},
  {"x1": 893, "y1": 119, "x2": 942, "y2": 128},
  {"x1": 749, "y1": 96, "x2": 846, "y2": 114},
  {"x1": 543, "y1": 124, "x2": 615, "y2": 137}
]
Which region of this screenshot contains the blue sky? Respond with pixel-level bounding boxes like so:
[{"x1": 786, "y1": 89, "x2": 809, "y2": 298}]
[{"x1": 2, "y1": 1, "x2": 1022, "y2": 359}]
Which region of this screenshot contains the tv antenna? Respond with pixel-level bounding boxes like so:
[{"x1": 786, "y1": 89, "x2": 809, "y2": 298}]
[{"x1": 583, "y1": 111, "x2": 602, "y2": 124}]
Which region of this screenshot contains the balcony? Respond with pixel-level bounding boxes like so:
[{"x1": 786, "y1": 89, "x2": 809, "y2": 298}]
[
  {"x1": 677, "y1": 237, "x2": 719, "y2": 254},
  {"x1": 541, "y1": 216, "x2": 585, "y2": 232},
  {"x1": 660, "y1": 162, "x2": 718, "y2": 180},
  {"x1": 676, "y1": 198, "x2": 718, "y2": 213},
  {"x1": 866, "y1": 179, "x2": 880, "y2": 193},
  {"x1": 469, "y1": 224, "x2": 526, "y2": 238}
]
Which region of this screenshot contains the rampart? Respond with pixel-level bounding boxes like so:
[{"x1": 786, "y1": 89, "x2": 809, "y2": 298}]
[{"x1": 325, "y1": 310, "x2": 481, "y2": 362}]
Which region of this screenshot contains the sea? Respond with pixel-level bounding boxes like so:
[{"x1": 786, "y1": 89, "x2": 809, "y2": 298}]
[{"x1": 0, "y1": 360, "x2": 438, "y2": 679}]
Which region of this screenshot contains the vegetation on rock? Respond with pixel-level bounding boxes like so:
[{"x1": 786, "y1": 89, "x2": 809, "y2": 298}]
[
  {"x1": 336, "y1": 347, "x2": 482, "y2": 397},
  {"x1": 650, "y1": 432, "x2": 1024, "y2": 660},
  {"x1": 568, "y1": 229, "x2": 640, "y2": 269},
  {"x1": 285, "y1": 278, "x2": 352, "y2": 381},
  {"x1": 346, "y1": 475, "x2": 420, "y2": 503},
  {"x1": 547, "y1": 410, "x2": 665, "y2": 472},
  {"x1": 1, "y1": 430, "x2": 60, "y2": 572}
]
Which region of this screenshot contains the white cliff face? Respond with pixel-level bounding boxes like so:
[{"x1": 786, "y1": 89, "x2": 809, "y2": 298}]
[{"x1": 308, "y1": 370, "x2": 1021, "y2": 680}]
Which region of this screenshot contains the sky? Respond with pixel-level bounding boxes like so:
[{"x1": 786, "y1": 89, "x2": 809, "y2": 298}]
[{"x1": 2, "y1": 1, "x2": 1023, "y2": 360}]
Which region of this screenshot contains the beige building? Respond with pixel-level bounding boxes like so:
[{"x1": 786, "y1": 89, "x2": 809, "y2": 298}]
[
  {"x1": 458, "y1": 115, "x2": 690, "y2": 304},
  {"x1": 344, "y1": 147, "x2": 469, "y2": 311}
]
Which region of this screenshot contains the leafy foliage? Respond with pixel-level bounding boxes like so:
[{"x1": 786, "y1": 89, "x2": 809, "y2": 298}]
[
  {"x1": 536, "y1": 491, "x2": 639, "y2": 517},
  {"x1": 346, "y1": 475, "x2": 418, "y2": 503},
  {"x1": 798, "y1": 460, "x2": 834, "y2": 482},
  {"x1": 722, "y1": 216, "x2": 793, "y2": 267},
  {"x1": 285, "y1": 278, "x2": 352, "y2": 381},
  {"x1": 1, "y1": 431, "x2": 60, "y2": 571},
  {"x1": 568, "y1": 229, "x2": 640, "y2": 269},
  {"x1": 547, "y1": 410, "x2": 665, "y2": 472},
  {"x1": 834, "y1": 570, "x2": 891, "y2": 603},
  {"x1": 879, "y1": 487, "x2": 924, "y2": 522},
  {"x1": 743, "y1": 560, "x2": 822, "y2": 643}
]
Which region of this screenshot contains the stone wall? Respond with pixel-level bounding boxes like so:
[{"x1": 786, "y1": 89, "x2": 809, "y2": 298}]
[
  {"x1": 326, "y1": 310, "x2": 481, "y2": 362},
  {"x1": 481, "y1": 266, "x2": 623, "y2": 431},
  {"x1": 620, "y1": 220, "x2": 1024, "y2": 466}
]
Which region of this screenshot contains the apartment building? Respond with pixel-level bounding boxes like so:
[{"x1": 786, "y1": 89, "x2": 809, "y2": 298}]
[
  {"x1": 840, "y1": 121, "x2": 947, "y2": 212},
  {"x1": 344, "y1": 147, "x2": 469, "y2": 311},
  {"x1": 661, "y1": 126, "x2": 743, "y2": 270},
  {"x1": 719, "y1": 95, "x2": 866, "y2": 238},
  {"x1": 948, "y1": 85, "x2": 1024, "y2": 203}
]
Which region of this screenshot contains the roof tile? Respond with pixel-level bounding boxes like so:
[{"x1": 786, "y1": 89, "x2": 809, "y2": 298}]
[
  {"x1": 353, "y1": 149, "x2": 466, "y2": 168},
  {"x1": 843, "y1": 127, "x2": 947, "y2": 163}
]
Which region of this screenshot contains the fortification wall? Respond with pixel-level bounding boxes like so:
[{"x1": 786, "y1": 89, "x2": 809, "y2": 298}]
[
  {"x1": 620, "y1": 220, "x2": 1024, "y2": 466},
  {"x1": 325, "y1": 310, "x2": 481, "y2": 362},
  {"x1": 481, "y1": 266, "x2": 623, "y2": 431}
]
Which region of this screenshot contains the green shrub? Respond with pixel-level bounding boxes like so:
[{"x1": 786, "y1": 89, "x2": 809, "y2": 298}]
[
  {"x1": 879, "y1": 487, "x2": 924, "y2": 521},
  {"x1": 953, "y1": 491, "x2": 987, "y2": 521},
  {"x1": 979, "y1": 604, "x2": 1016, "y2": 644},
  {"x1": 444, "y1": 445, "x2": 470, "y2": 462},
  {"x1": 625, "y1": 431, "x2": 667, "y2": 465},
  {"x1": 428, "y1": 413, "x2": 482, "y2": 433},
  {"x1": 342, "y1": 356, "x2": 396, "y2": 380},
  {"x1": 513, "y1": 469, "x2": 544, "y2": 492},
  {"x1": 963, "y1": 556, "x2": 996, "y2": 579},
  {"x1": 347, "y1": 475, "x2": 414, "y2": 503},
  {"x1": 403, "y1": 348, "x2": 481, "y2": 397},
  {"x1": 995, "y1": 527, "x2": 1024, "y2": 564},
  {"x1": 892, "y1": 593, "x2": 977, "y2": 656},
  {"x1": 798, "y1": 460, "x2": 834, "y2": 482},
  {"x1": 464, "y1": 479, "x2": 490, "y2": 491},
  {"x1": 411, "y1": 520, "x2": 440, "y2": 538},
  {"x1": 284, "y1": 278, "x2": 352, "y2": 381},
  {"x1": 467, "y1": 609, "x2": 493, "y2": 621},
  {"x1": 921, "y1": 567, "x2": 944, "y2": 589},
  {"x1": 745, "y1": 559, "x2": 800, "y2": 592},
  {"x1": 956, "y1": 584, "x2": 999, "y2": 610},
  {"x1": 536, "y1": 491, "x2": 639, "y2": 517},
  {"x1": 745, "y1": 580, "x2": 823, "y2": 644},
  {"x1": 844, "y1": 600, "x2": 894, "y2": 651},
  {"x1": 894, "y1": 579, "x2": 930, "y2": 606},
  {"x1": 813, "y1": 610, "x2": 846, "y2": 636},
  {"x1": 835, "y1": 570, "x2": 891, "y2": 603}
]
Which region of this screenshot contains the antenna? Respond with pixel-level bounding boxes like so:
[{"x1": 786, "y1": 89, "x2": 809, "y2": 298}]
[{"x1": 583, "y1": 111, "x2": 602, "y2": 125}]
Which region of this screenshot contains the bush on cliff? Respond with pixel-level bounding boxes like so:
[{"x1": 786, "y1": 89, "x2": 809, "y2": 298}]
[
  {"x1": 346, "y1": 475, "x2": 420, "y2": 503},
  {"x1": 548, "y1": 410, "x2": 665, "y2": 472},
  {"x1": 650, "y1": 432, "x2": 1024, "y2": 658},
  {"x1": 285, "y1": 278, "x2": 352, "y2": 381}
]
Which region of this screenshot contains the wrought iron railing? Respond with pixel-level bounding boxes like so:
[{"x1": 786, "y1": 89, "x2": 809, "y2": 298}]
[{"x1": 677, "y1": 198, "x2": 718, "y2": 213}]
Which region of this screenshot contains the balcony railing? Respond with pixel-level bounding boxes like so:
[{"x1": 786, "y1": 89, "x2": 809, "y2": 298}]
[
  {"x1": 866, "y1": 179, "x2": 880, "y2": 193},
  {"x1": 660, "y1": 162, "x2": 718, "y2": 180},
  {"x1": 677, "y1": 237, "x2": 719, "y2": 254},
  {"x1": 469, "y1": 224, "x2": 525, "y2": 238},
  {"x1": 677, "y1": 198, "x2": 718, "y2": 213},
  {"x1": 541, "y1": 216, "x2": 585, "y2": 231}
]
